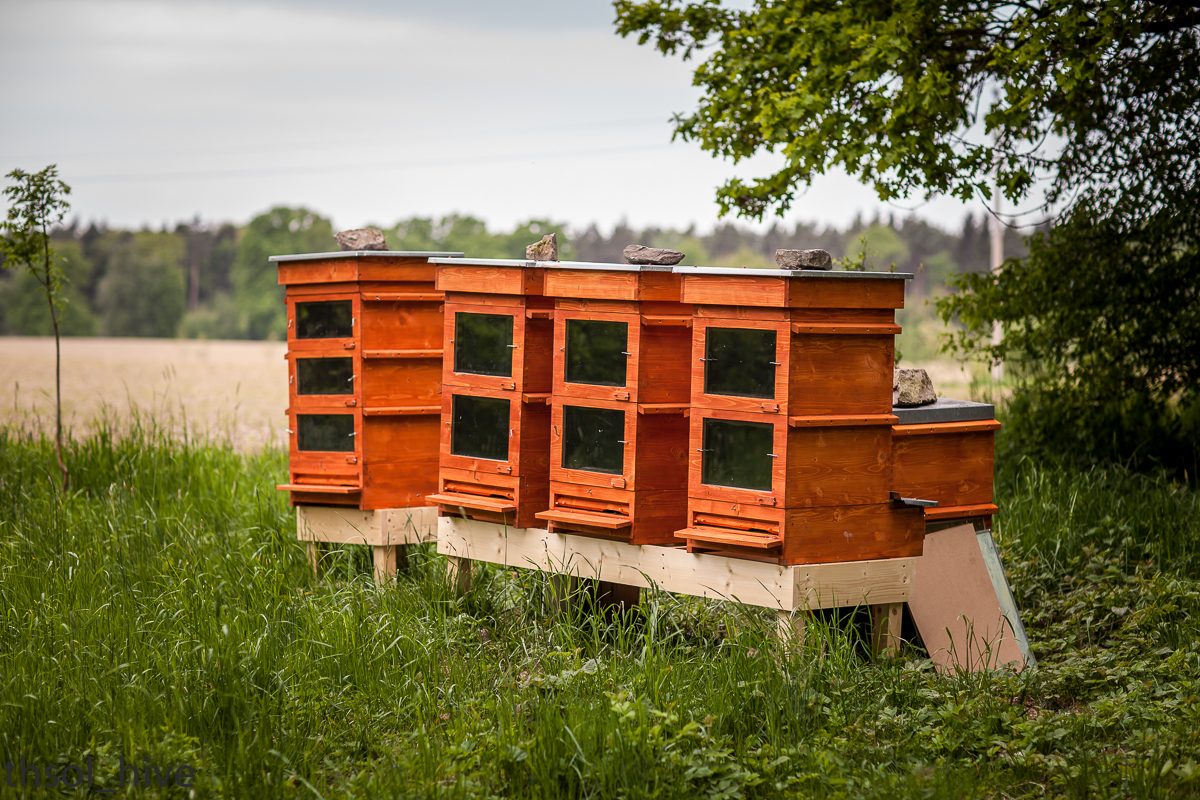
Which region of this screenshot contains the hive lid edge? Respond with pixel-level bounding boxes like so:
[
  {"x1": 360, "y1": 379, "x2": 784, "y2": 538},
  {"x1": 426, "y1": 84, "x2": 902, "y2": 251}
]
[
  {"x1": 674, "y1": 265, "x2": 914, "y2": 280},
  {"x1": 271, "y1": 250, "x2": 464, "y2": 262},
  {"x1": 893, "y1": 398, "x2": 996, "y2": 424}
]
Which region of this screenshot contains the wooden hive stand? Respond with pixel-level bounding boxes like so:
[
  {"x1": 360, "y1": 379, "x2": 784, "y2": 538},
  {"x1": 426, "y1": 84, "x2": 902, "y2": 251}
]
[
  {"x1": 423, "y1": 258, "x2": 555, "y2": 529},
  {"x1": 272, "y1": 249, "x2": 462, "y2": 581},
  {"x1": 439, "y1": 516, "x2": 912, "y2": 656},
  {"x1": 673, "y1": 265, "x2": 927, "y2": 565},
  {"x1": 532, "y1": 262, "x2": 693, "y2": 545}
]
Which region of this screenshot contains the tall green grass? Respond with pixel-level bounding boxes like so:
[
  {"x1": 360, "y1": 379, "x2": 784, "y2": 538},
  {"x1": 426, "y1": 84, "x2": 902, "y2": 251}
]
[{"x1": 1, "y1": 421, "x2": 1199, "y2": 798}]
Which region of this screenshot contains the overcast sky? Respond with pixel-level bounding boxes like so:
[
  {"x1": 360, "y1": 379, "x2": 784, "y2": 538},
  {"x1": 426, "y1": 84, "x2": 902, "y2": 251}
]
[{"x1": 0, "y1": 0, "x2": 988, "y2": 234}]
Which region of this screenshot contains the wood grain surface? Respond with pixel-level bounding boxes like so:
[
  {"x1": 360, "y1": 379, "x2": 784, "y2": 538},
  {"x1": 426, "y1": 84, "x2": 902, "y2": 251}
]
[{"x1": 892, "y1": 429, "x2": 996, "y2": 507}]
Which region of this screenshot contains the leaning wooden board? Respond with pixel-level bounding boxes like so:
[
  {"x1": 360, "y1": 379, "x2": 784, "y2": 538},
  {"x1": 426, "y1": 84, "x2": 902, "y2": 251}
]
[{"x1": 907, "y1": 522, "x2": 1034, "y2": 671}]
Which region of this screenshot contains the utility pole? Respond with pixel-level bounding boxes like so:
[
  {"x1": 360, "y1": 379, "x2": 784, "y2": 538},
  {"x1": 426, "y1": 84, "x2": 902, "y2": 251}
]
[{"x1": 990, "y1": 166, "x2": 1004, "y2": 383}]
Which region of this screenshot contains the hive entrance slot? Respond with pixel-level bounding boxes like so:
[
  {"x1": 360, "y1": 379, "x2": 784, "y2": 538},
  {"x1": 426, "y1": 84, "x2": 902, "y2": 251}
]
[
  {"x1": 553, "y1": 494, "x2": 630, "y2": 518},
  {"x1": 692, "y1": 512, "x2": 779, "y2": 535},
  {"x1": 443, "y1": 479, "x2": 515, "y2": 502}
]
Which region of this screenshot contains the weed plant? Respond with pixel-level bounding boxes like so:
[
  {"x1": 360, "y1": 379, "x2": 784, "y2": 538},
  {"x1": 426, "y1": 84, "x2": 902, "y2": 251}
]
[{"x1": 1, "y1": 420, "x2": 1199, "y2": 798}]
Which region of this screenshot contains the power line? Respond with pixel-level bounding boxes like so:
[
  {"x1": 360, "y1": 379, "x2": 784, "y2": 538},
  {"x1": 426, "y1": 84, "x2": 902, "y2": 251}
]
[{"x1": 3, "y1": 117, "x2": 672, "y2": 163}]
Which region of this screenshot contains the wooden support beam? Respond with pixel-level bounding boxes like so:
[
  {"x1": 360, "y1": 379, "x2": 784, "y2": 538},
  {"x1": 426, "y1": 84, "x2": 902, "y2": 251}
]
[
  {"x1": 437, "y1": 517, "x2": 911, "y2": 612},
  {"x1": 296, "y1": 505, "x2": 438, "y2": 546}
]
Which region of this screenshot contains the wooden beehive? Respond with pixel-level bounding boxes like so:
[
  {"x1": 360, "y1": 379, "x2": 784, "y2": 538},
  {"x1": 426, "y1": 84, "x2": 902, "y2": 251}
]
[
  {"x1": 673, "y1": 266, "x2": 927, "y2": 565},
  {"x1": 423, "y1": 258, "x2": 555, "y2": 529},
  {"x1": 534, "y1": 263, "x2": 692, "y2": 545},
  {"x1": 891, "y1": 399, "x2": 1001, "y2": 525},
  {"x1": 273, "y1": 249, "x2": 460, "y2": 510}
]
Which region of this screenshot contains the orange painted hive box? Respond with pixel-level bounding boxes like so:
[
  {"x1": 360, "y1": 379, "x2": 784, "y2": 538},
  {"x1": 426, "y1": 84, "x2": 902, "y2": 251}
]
[
  {"x1": 273, "y1": 249, "x2": 461, "y2": 510},
  {"x1": 532, "y1": 262, "x2": 693, "y2": 545},
  {"x1": 673, "y1": 265, "x2": 926, "y2": 565},
  {"x1": 891, "y1": 398, "x2": 1001, "y2": 525},
  {"x1": 423, "y1": 257, "x2": 555, "y2": 529}
]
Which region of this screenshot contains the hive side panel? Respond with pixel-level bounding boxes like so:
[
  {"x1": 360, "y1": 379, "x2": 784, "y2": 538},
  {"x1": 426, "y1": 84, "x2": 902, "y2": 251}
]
[
  {"x1": 361, "y1": 415, "x2": 440, "y2": 509},
  {"x1": 629, "y1": 489, "x2": 690, "y2": 545},
  {"x1": 788, "y1": 334, "x2": 894, "y2": 415},
  {"x1": 787, "y1": 278, "x2": 906, "y2": 309},
  {"x1": 545, "y1": 270, "x2": 639, "y2": 300},
  {"x1": 517, "y1": 397, "x2": 554, "y2": 476},
  {"x1": 637, "y1": 324, "x2": 693, "y2": 404},
  {"x1": 361, "y1": 300, "x2": 444, "y2": 351},
  {"x1": 437, "y1": 265, "x2": 527, "y2": 294},
  {"x1": 522, "y1": 315, "x2": 555, "y2": 393},
  {"x1": 680, "y1": 276, "x2": 787, "y2": 307},
  {"x1": 357, "y1": 259, "x2": 436, "y2": 282},
  {"x1": 782, "y1": 504, "x2": 924, "y2": 565},
  {"x1": 632, "y1": 412, "x2": 690, "y2": 492},
  {"x1": 277, "y1": 259, "x2": 359, "y2": 285},
  {"x1": 636, "y1": 271, "x2": 682, "y2": 302},
  {"x1": 361, "y1": 359, "x2": 442, "y2": 408},
  {"x1": 892, "y1": 430, "x2": 996, "y2": 507},
  {"x1": 784, "y1": 425, "x2": 892, "y2": 507}
]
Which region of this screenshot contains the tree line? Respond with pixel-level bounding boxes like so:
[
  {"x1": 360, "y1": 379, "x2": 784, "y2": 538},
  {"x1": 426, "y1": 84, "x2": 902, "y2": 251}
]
[{"x1": 0, "y1": 204, "x2": 1021, "y2": 342}]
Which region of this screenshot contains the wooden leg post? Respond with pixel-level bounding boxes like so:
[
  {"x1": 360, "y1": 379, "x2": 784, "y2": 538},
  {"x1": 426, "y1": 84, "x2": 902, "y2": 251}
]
[
  {"x1": 776, "y1": 609, "x2": 806, "y2": 646},
  {"x1": 549, "y1": 574, "x2": 581, "y2": 616},
  {"x1": 597, "y1": 580, "x2": 641, "y2": 613},
  {"x1": 871, "y1": 602, "x2": 904, "y2": 659},
  {"x1": 306, "y1": 541, "x2": 327, "y2": 576},
  {"x1": 372, "y1": 545, "x2": 400, "y2": 586},
  {"x1": 446, "y1": 556, "x2": 473, "y2": 595}
]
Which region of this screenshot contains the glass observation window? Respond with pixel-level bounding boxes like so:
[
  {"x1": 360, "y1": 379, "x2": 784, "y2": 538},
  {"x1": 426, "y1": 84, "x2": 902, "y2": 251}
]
[
  {"x1": 454, "y1": 312, "x2": 514, "y2": 377},
  {"x1": 564, "y1": 319, "x2": 628, "y2": 386},
  {"x1": 701, "y1": 418, "x2": 774, "y2": 491},
  {"x1": 704, "y1": 327, "x2": 777, "y2": 398},
  {"x1": 296, "y1": 300, "x2": 353, "y2": 339},
  {"x1": 562, "y1": 405, "x2": 625, "y2": 474},
  {"x1": 297, "y1": 414, "x2": 355, "y2": 452},
  {"x1": 296, "y1": 357, "x2": 353, "y2": 395},
  {"x1": 450, "y1": 394, "x2": 510, "y2": 461}
]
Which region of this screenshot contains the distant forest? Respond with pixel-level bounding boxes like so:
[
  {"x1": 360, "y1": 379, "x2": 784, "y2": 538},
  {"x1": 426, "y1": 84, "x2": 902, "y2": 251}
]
[{"x1": 0, "y1": 206, "x2": 1028, "y2": 359}]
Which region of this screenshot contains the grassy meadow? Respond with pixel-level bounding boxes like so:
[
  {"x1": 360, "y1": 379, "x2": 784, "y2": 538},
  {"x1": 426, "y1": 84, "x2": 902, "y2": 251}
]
[{"x1": 1, "y1": 420, "x2": 1199, "y2": 799}]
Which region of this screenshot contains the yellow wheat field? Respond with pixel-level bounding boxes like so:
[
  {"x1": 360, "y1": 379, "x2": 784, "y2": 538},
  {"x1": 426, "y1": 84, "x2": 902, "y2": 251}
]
[
  {"x1": 0, "y1": 336, "x2": 977, "y2": 452},
  {"x1": 0, "y1": 336, "x2": 288, "y2": 451}
]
